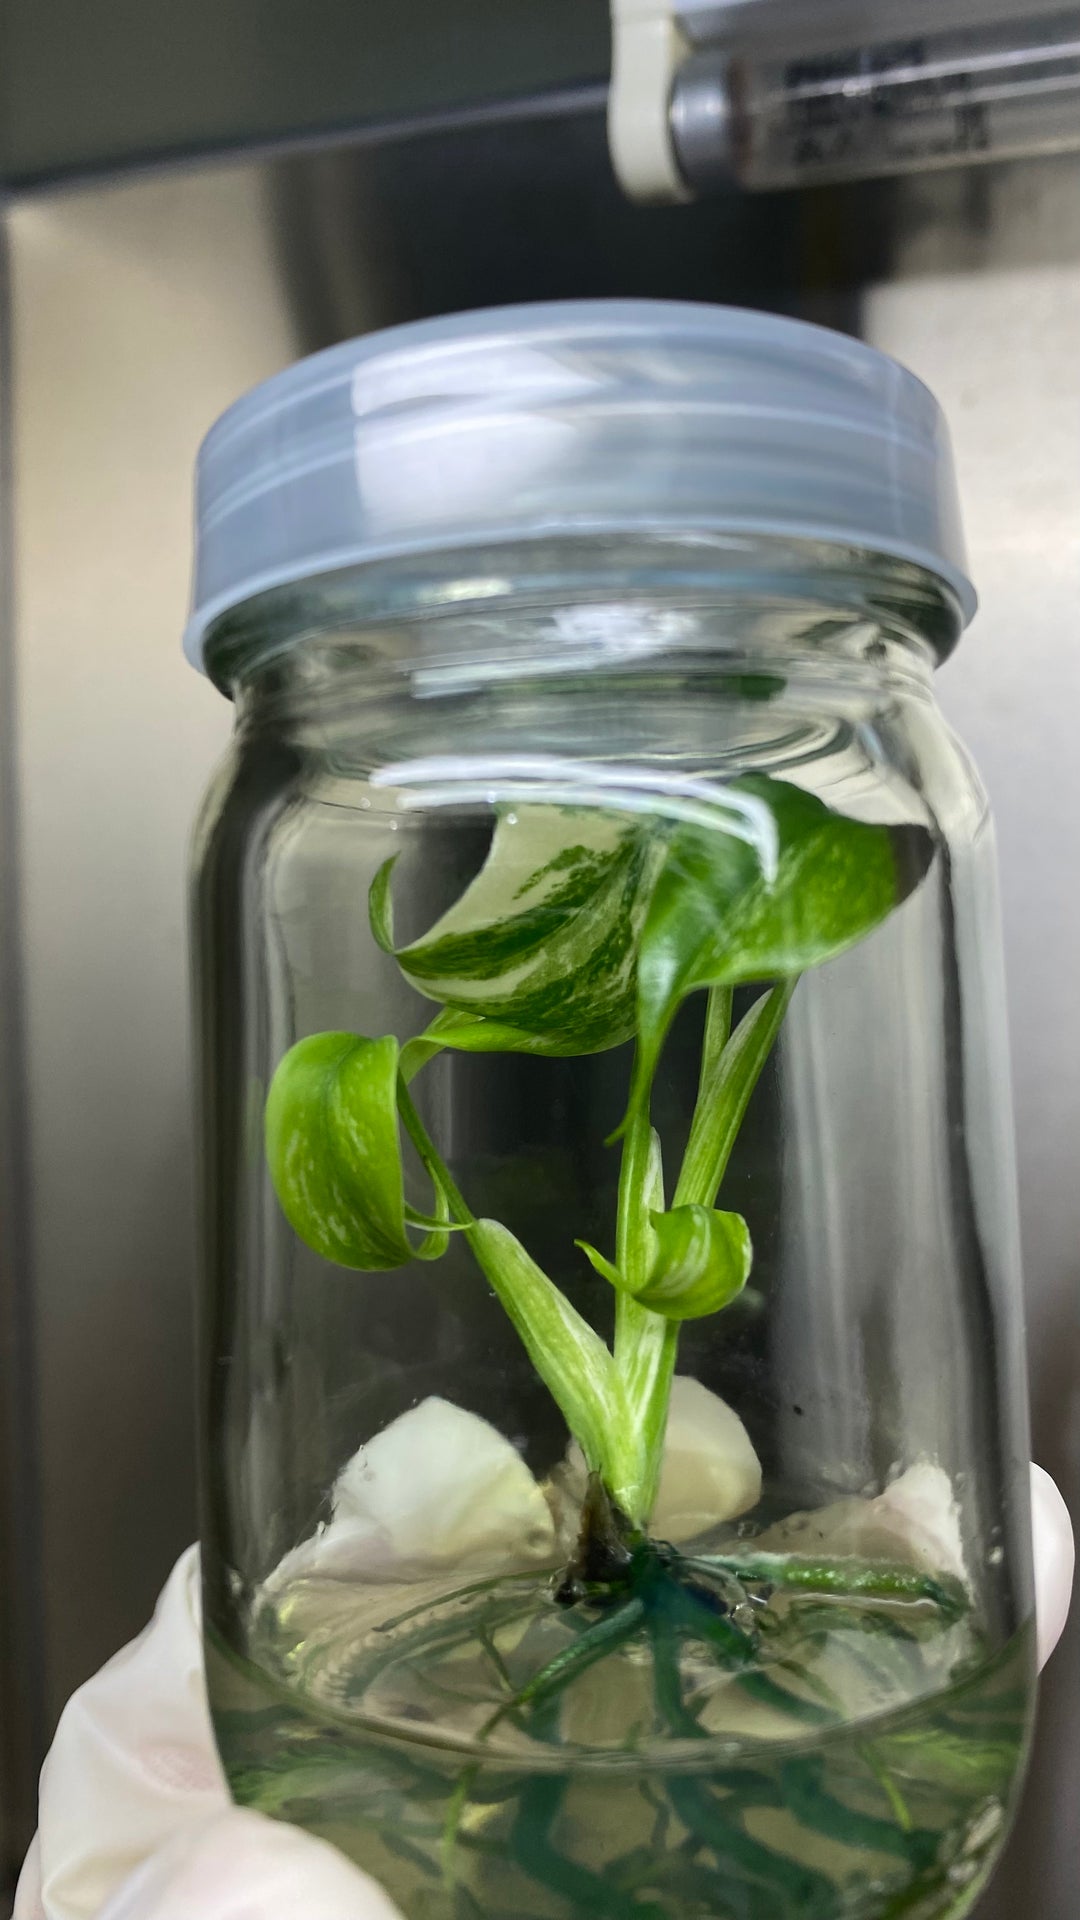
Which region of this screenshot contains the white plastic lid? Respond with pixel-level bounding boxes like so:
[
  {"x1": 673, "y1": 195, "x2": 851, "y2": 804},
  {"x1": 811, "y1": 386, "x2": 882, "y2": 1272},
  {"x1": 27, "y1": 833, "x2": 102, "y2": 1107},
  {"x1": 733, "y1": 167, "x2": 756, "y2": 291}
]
[{"x1": 184, "y1": 299, "x2": 975, "y2": 671}]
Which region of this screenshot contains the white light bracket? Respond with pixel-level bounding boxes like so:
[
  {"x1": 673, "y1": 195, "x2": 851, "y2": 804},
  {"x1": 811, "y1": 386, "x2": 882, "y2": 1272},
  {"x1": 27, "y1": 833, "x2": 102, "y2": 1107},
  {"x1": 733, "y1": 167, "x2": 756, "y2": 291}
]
[
  {"x1": 607, "y1": 0, "x2": 694, "y2": 203},
  {"x1": 608, "y1": 0, "x2": 763, "y2": 201}
]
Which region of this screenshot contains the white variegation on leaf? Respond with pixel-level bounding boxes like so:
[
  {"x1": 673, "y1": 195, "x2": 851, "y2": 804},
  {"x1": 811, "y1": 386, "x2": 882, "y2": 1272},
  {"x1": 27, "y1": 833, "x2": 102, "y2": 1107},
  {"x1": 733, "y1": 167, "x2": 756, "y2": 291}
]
[{"x1": 385, "y1": 805, "x2": 667, "y2": 1055}]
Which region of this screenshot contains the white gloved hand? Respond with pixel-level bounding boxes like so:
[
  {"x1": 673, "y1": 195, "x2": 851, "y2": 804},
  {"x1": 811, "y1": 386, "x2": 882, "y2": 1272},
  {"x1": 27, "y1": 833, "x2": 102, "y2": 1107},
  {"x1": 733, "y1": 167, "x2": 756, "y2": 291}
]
[
  {"x1": 12, "y1": 1548, "x2": 399, "y2": 1920},
  {"x1": 15, "y1": 1464, "x2": 1074, "y2": 1920}
]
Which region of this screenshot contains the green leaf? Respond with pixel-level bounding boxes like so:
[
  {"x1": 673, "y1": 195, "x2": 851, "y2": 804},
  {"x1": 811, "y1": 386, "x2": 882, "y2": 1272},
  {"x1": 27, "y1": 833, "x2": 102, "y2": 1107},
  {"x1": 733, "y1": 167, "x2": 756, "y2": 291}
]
[
  {"x1": 383, "y1": 806, "x2": 667, "y2": 1054},
  {"x1": 467, "y1": 1218, "x2": 624, "y2": 1476},
  {"x1": 675, "y1": 981, "x2": 795, "y2": 1209},
  {"x1": 633, "y1": 775, "x2": 931, "y2": 1113},
  {"x1": 368, "y1": 855, "x2": 397, "y2": 954},
  {"x1": 576, "y1": 1240, "x2": 623, "y2": 1289},
  {"x1": 398, "y1": 1007, "x2": 577, "y2": 1084},
  {"x1": 265, "y1": 1032, "x2": 448, "y2": 1270},
  {"x1": 582, "y1": 1201, "x2": 751, "y2": 1323},
  {"x1": 635, "y1": 1204, "x2": 752, "y2": 1320}
]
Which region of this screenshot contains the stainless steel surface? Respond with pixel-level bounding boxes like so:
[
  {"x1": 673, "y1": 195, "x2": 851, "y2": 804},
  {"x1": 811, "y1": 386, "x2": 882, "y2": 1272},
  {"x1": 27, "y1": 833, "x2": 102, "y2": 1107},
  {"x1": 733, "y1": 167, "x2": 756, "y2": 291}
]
[
  {"x1": 5, "y1": 165, "x2": 296, "y2": 1756},
  {"x1": 0, "y1": 212, "x2": 45, "y2": 1886},
  {"x1": 0, "y1": 0, "x2": 609, "y2": 185},
  {"x1": 866, "y1": 160, "x2": 1080, "y2": 1916},
  {"x1": 1, "y1": 111, "x2": 1076, "y2": 1907}
]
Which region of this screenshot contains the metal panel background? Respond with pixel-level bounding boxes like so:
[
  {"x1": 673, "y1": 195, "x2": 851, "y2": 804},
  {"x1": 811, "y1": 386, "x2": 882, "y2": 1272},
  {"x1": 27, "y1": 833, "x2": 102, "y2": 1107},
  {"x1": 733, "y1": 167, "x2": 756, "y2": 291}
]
[
  {"x1": 867, "y1": 162, "x2": 1080, "y2": 1917},
  {"x1": 0, "y1": 0, "x2": 608, "y2": 183},
  {"x1": 2, "y1": 123, "x2": 1076, "y2": 1910},
  {"x1": 6, "y1": 169, "x2": 292, "y2": 1742}
]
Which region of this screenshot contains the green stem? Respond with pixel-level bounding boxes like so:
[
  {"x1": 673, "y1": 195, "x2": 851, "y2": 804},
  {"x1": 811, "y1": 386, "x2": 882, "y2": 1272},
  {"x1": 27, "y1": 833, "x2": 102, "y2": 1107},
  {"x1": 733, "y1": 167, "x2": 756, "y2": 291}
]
[
  {"x1": 401, "y1": 983, "x2": 792, "y2": 1539},
  {"x1": 611, "y1": 1303, "x2": 677, "y2": 1524},
  {"x1": 469, "y1": 1218, "x2": 624, "y2": 1479},
  {"x1": 693, "y1": 985, "x2": 733, "y2": 1140},
  {"x1": 396, "y1": 1078, "x2": 475, "y2": 1225},
  {"x1": 400, "y1": 1076, "x2": 624, "y2": 1481},
  {"x1": 675, "y1": 980, "x2": 793, "y2": 1209},
  {"x1": 615, "y1": 1099, "x2": 658, "y2": 1287},
  {"x1": 606, "y1": 985, "x2": 793, "y2": 1525},
  {"x1": 610, "y1": 1070, "x2": 678, "y2": 1524}
]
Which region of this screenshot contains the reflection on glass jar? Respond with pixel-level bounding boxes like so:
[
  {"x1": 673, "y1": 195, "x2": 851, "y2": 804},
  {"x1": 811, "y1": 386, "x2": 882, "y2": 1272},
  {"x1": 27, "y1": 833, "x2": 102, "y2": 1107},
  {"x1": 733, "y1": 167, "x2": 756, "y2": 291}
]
[{"x1": 188, "y1": 304, "x2": 1034, "y2": 1920}]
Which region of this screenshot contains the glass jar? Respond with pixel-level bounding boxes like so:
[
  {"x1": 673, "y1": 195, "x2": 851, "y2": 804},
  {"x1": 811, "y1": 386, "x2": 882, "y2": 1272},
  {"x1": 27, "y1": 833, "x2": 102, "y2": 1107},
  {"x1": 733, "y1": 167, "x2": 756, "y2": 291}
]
[{"x1": 187, "y1": 303, "x2": 1034, "y2": 1920}]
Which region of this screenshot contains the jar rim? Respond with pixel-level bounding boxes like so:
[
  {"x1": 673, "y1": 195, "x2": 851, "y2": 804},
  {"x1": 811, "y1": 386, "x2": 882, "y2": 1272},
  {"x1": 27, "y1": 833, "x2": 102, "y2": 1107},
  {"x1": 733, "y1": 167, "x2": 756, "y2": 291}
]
[{"x1": 203, "y1": 534, "x2": 962, "y2": 695}]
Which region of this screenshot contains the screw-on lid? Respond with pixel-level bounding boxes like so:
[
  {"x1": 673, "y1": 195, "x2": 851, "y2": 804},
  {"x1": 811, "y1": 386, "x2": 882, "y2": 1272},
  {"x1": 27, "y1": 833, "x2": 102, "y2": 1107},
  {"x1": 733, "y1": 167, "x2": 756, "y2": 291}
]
[{"x1": 184, "y1": 299, "x2": 975, "y2": 671}]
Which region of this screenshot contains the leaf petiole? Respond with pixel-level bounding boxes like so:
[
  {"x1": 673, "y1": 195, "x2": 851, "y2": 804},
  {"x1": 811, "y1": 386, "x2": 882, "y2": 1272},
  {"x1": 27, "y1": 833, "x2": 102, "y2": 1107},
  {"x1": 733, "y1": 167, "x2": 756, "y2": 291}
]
[
  {"x1": 396, "y1": 1077, "x2": 627, "y2": 1485},
  {"x1": 395, "y1": 1076, "x2": 475, "y2": 1226},
  {"x1": 609, "y1": 1075, "x2": 677, "y2": 1523},
  {"x1": 675, "y1": 980, "x2": 795, "y2": 1210}
]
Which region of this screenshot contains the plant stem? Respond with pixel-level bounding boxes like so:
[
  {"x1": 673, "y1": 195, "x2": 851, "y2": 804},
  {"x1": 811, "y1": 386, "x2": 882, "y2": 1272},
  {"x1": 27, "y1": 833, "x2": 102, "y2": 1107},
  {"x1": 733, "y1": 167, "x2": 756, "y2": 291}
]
[
  {"x1": 610, "y1": 1297, "x2": 677, "y2": 1524},
  {"x1": 615, "y1": 1101, "x2": 658, "y2": 1288},
  {"x1": 699, "y1": 985, "x2": 734, "y2": 1111},
  {"x1": 675, "y1": 981, "x2": 793, "y2": 1209},
  {"x1": 610, "y1": 1080, "x2": 678, "y2": 1524},
  {"x1": 400, "y1": 1075, "x2": 625, "y2": 1479},
  {"x1": 469, "y1": 1218, "x2": 625, "y2": 1480},
  {"x1": 401, "y1": 983, "x2": 793, "y2": 1539},
  {"x1": 396, "y1": 1078, "x2": 475, "y2": 1225}
]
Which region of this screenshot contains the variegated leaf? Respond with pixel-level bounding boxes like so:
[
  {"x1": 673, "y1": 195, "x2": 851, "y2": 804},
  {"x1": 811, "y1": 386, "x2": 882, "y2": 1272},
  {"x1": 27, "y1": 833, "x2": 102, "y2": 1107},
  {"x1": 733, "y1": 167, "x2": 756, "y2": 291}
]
[{"x1": 377, "y1": 806, "x2": 667, "y2": 1055}]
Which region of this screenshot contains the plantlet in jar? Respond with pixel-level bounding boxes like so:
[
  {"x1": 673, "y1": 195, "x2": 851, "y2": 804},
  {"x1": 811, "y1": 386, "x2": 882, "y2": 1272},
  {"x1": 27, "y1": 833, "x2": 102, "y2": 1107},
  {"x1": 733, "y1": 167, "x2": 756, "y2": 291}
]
[
  {"x1": 266, "y1": 773, "x2": 930, "y2": 1532},
  {"x1": 262, "y1": 775, "x2": 980, "y2": 1887}
]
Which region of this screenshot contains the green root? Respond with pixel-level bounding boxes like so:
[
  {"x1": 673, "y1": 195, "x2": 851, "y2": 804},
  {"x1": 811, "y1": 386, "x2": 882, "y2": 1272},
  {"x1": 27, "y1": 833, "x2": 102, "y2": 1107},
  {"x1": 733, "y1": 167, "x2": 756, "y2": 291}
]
[
  {"x1": 437, "y1": 1511, "x2": 974, "y2": 1905},
  {"x1": 688, "y1": 1551, "x2": 968, "y2": 1622}
]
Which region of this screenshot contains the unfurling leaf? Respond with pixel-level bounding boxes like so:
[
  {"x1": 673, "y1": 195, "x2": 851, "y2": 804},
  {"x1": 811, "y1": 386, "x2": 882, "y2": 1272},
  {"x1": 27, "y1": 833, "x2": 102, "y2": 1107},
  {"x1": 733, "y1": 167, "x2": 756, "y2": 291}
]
[
  {"x1": 632, "y1": 775, "x2": 932, "y2": 1114},
  {"x1": 578, "y1": 1204, "x2": 751, "y2": 1323},
  {"x1": 377, "y1": 807, "x2": 666, "y2": 1055},
  {"x1": 265, "y1": 1032, "x2": 448, "y2": 1270},
  {"x1": 576, "y1": 1239, "x2": 624, "y2": 1290},
  {"x1": 637, "y1": 1205, "x2": 752, "y2": 1320}
]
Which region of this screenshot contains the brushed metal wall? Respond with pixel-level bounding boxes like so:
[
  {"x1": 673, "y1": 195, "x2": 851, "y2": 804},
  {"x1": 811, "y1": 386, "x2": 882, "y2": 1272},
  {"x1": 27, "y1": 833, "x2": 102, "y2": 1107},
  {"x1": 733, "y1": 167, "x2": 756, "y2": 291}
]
[
  {"x1": 5, "y1": 168, "x2": 294, "y2": 1737},
  {"x1": 2, "y1": 119, "x2": 1077, "y2": 1908},
  {"x1": 865, "y1": 161, "x2": 1080, "y2": 1918}
]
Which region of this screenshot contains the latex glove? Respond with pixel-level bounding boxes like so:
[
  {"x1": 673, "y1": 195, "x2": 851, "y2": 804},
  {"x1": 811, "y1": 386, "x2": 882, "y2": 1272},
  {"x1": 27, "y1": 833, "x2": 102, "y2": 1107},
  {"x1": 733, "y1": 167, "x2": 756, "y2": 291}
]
[
  {"x1": 1031, "y1": 1462, "x2": 1074, "y2": 1667},
  {"x1": 13, "y1": 1548, "x2": 400, "y2": 1920},
  {"x1": 15, "y1": 1466, "x2": 1074, "y2": 1920}
]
